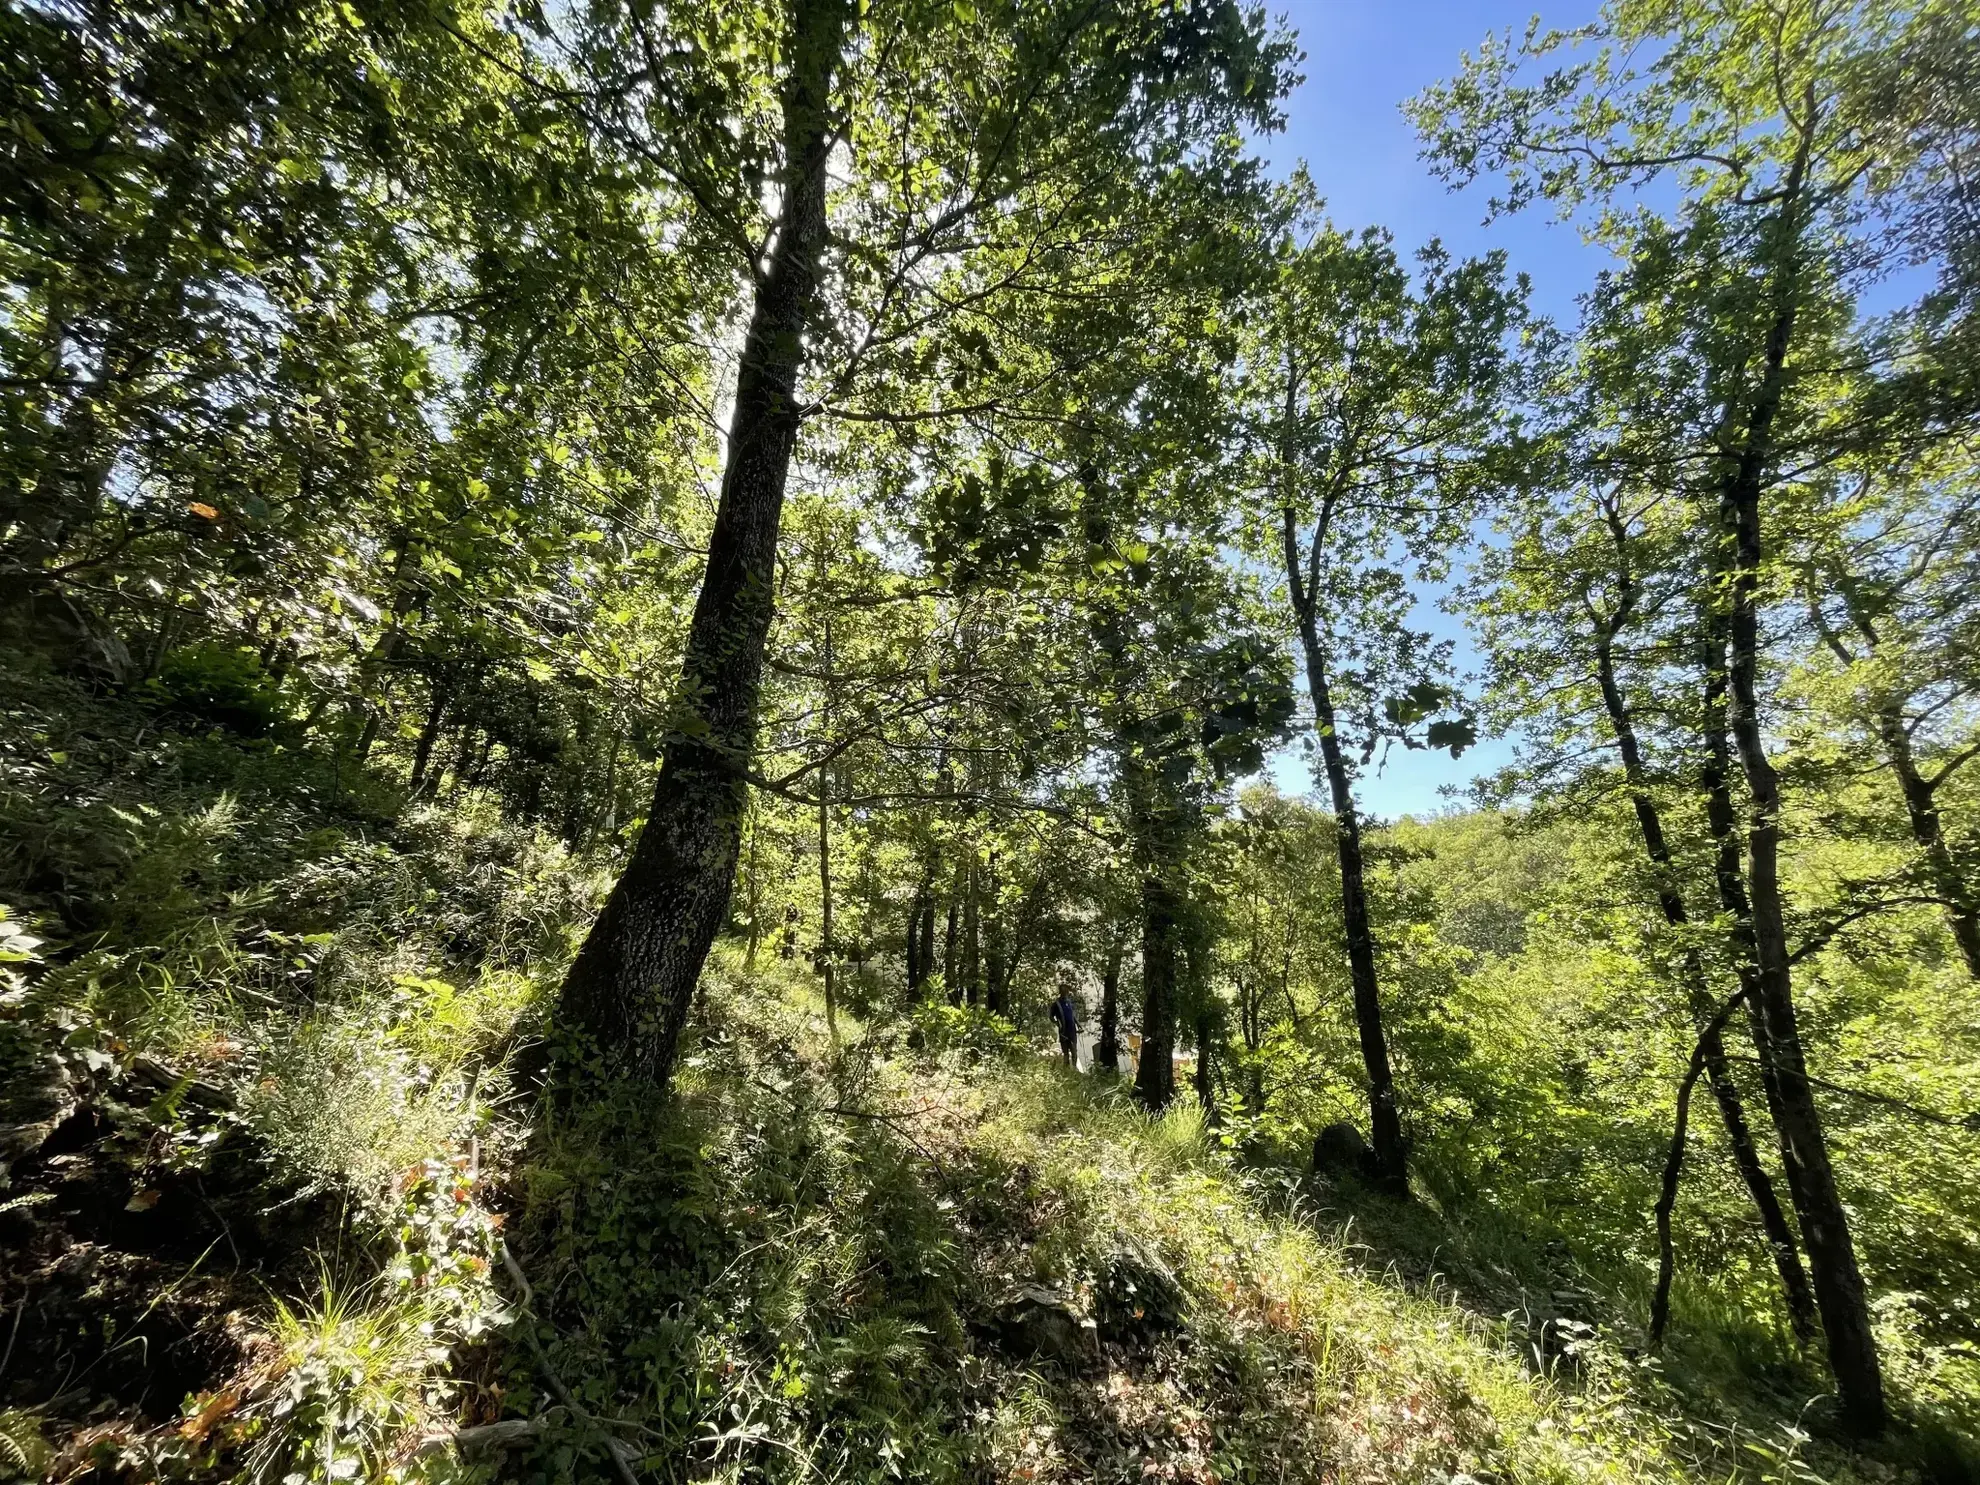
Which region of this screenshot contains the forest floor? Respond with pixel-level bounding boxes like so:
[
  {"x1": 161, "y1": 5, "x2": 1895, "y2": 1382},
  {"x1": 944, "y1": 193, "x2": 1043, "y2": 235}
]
[
  {"x1": 0, "y1": 673, "x2": 1967, "y2": 1483},
  {"x1": 1, "y1": 963, "x2": 1947, "y2": 1485}
]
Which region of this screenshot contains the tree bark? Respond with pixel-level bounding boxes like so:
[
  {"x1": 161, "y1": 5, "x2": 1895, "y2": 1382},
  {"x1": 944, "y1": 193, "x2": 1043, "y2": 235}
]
[
  {"x1": 1281, "y1": 504, "x2": 1406, "y2": 1195},
  {"x1": 817, "y1": 759, "x2": 837, "y2": 1037},
  {"x1": 555, "y1": 0, "x2": 851, "y2": 1084},
  {"x1": 1134, "y1": 872, "x2": 1178, "y2": 1110},
  {"x1": 407, "y1": 676, "x2": 448, "y2": 797},
  {"x1": 816, "y1": 561, "x2": 838, "y2": 1037},
  {"x1": 962, "y1": 856, "x2": 982, "y2": 1007},
  {"x1": 1711, "y1": 119, "x2": 1886, "y2": 1435},
  {"x1": 1097, "y1": 916, "x2": 1125, "y2": 1074},
  {"x1": 1591, "y1": 597, "x2": 1815, "y2": 1341},
  {"x1": 943, "y1": 872, "x2": 961, "y2": 1006}
]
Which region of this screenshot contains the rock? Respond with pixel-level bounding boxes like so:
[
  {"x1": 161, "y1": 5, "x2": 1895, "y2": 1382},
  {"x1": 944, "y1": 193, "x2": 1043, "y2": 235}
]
[
  {"x1": 1312, "y1": 1121, "x2": 1373, "y2": 1178},
  {"x1": 1095, "y1": 1253, "x2": 1183, "y2": 1350},
  {"x1": 988, "y1": 1284, "x2": 1099, "y2": 1369},
  {"x1": 0, "y1": 1048, "x2": 78, "y2": 1181}
]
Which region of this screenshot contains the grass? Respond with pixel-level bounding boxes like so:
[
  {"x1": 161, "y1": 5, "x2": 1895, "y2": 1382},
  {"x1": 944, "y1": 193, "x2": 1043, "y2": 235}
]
[
  {"x1": 485, "y1": 967, "x2": 1828, "y2": 1484},
  {"x1": 2, "y1": 669, "x2": 1967, "y2": 1481}
]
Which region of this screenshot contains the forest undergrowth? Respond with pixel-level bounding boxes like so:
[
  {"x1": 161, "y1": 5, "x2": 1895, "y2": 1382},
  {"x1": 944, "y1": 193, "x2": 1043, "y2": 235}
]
[{"x1": 1, "y1": 667, "x2": 1970, "y2": 1485}]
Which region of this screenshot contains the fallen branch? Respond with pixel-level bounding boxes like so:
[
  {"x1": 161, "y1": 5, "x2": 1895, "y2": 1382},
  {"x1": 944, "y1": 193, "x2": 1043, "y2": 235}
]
[
  {"x1": 415, "y1": 1416, "x2": 551, "y2": 1455},
  {"x1": 498, "y1": 1240, "x2": 643, "y2": 1485},
  {"x1": 745, "y1": 1075, "x2": 949, "y2": 1176}
]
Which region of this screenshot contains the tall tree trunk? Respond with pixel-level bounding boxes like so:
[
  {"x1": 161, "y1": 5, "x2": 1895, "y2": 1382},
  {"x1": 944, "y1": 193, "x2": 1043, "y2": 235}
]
[
  {"x1": 918, "y1": 901, "x2": 936, "y2": 995},
  {"x1": 1097, "y1": 918, "x2": 1124, "y2": 1074},
  {"x1": 816, "y1": 561, "x2": 838, "y2": 1037},
  {"x1": 905, "y1": 898, "x2": 927, "y2": 996},
  {"x1": 1281, "y1": 510, "x2": 1406, "y2": 1194},
  {"x1": 1135, "y1": 872, "x2": 1178, "y2": 1110},
  {"x1": 818, "y1": 759, "x2": 837, "y2": 1038},
  {"x1": 591, "y1": 723, "x2": 624, "y2": 851},
  {"x1": 962, "y1": 857, "x2": 982, "y2": 1007},
  {"x1": 744, "y1": 813, "x2": 764, "y2": 972},
  {"x1": 906, "y1": 855, "x2": 935, "y2": 995},
  {"x1": 555, "y1": 0, "x2": 851, "y2": 1084},
  {"x1": 1699, "y1": 623, "x2": 1809, "y2": 1219},
  {"x1": 344, "y1": 535, "x2": 421, "y2": 760},
  {"x1": 984, "y1": 854, "x2": 1007, "y2": 1015},
  {"x1": 1592, "y1": 606, "x2": 1815, "y2": 1341},
  {"x1": 1711, "y1": 119, "x2": 1886, "y2": 1435},
  {"x1": 1193, "y1": 1008, "x2": 1214, "y2": 1110},
  {"x1": 943, "y1": 870, "x2": 961, "y2": 1006}
]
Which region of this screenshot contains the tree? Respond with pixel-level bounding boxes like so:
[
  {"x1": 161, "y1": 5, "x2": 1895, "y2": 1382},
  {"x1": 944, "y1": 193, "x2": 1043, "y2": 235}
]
[
  {"x1": 1246, "y1": 205, "x2": 1528, "y2": 1193},
  {"x1": 1414, "y1": 0, "x2": 1980, "y2": 1432},
  {"x1": 554, "y1": 0, "x2": 1295, "y2": 1085},
  {"x1": 1793, "y1": 455, "x2": 1980, "y2": 978},
  {"x1": 1472, "y1": 460, "x2": 1818, "y2": 1342}
]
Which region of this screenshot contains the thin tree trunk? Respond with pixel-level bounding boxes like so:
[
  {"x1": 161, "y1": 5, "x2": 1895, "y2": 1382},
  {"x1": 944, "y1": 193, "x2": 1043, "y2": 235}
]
[
  {"x1": 591, "y1": 723, "x2": 623, "y2": 851},
  {"x1": 555, "y1": 0, "x2": 851, "y2": 1084},
  {"x1": 984, "y1": 854, "x2": 1006, "y2": 1015},
  {"x1": 1097, "y1": 918, "x2": 1124, "y2": 1074},
  {"x1": 1699, "y1": 621, "x2": 1808, "y2": 1208},
  {"x1": 1280, "y1": 501, "x2": 1406, "y2": 1194},
  {"x1": 1878, "y1": 705, "x2": 1980, "y2": 975},
  {"x1": 1193, "y1": 1008, "x2": 1214, "y2": 1110},
  {"x1": 345, "y1": 536, "x2": 420, "y2": 760},
  {"x1": 906, "y1": 898, "x2": 927, "y2": 996},
  {"x1": 744, "y1": 813, "x2": 763, "y2": 972},
  {"x1": 1652, "y1": 988, "x2": 1756, "y2": 1345},
  {"x1": 1807, "y1": 590, "x2": 1980, "y2": 978},
  {"x1": 1591, "y1": 595, "x2": 1815, "y2": 1340},
  {"x1": 817, "y1": 556, "x2": 838, "y2": 1038},
  {"x1": 918, "y1": 901, "x2": 936, "y2": 995},
  {"x1": 818, "y1": 758, "x2": 836, "y2": 1037},
  {"x1": 1712, "y1": 115, "x2": 1886, "y2": 1435},
  {"x1": 407, "y1": 677, "x2": 448, "y2": 796},
  {"x1": 943, "y1": 868, "x2": 961, "y2": 1006},
  {"x1": 963, "y1": 857, "x2": 982, "y2": 1007}
]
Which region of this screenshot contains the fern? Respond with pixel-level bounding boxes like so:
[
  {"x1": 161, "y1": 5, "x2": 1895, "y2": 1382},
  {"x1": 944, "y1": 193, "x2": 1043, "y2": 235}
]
[{"x1": 0, "y1": 1409, "x2": 51, "y2": 1481}]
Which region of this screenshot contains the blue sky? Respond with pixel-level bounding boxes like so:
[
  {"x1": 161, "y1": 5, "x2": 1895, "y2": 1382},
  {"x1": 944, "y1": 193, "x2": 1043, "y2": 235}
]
[{"x1": 1255, "y1": 0, "x2": 1605, "y2": 819}]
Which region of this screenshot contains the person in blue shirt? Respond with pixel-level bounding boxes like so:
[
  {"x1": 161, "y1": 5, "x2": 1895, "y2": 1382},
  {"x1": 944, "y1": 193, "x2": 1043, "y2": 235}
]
[{"x1": 1048, "y1": 975, "x2": 1080, "y2": 1067}]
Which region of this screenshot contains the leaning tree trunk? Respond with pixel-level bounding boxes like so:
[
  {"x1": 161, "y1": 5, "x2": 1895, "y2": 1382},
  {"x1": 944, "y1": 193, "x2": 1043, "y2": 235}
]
[
  {"x1": 1134, "y1": 872, "x2": 1179, "y2": 1111},
  {"x1": 556, "y1": 0, "x2": 851, "y2": 1084},
  {"x1": 1875, "y1": 703, "x2": 1980, "y2": 978},
  {"x1": 1811, "y1": 590, "x2": 1980, "y2": 980},
  {"x1": 1592, "y1": 620, "x2": 1815, "y2": 1341},
  {"x1": 407, "y1": 675, "x2": 449, "y2": 797},
  {"x1": 1723, "y1": 487, "x2": 1885, "y2": 1433},
  {"x1": 1699, "y1": 625, "x2": 1810, "y2": 1218},
  {"x1": 1710, "y1": 123, "x2": 1886, "y2": 1436},
  {"x1": 1282, "y1": 513, "x2": 1406, "y2": 1194}
]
